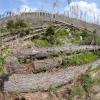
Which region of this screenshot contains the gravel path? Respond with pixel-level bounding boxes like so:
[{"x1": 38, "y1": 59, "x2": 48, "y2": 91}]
[{"x1": 4, "y1": 59, "x2": 100, "y2": 92}]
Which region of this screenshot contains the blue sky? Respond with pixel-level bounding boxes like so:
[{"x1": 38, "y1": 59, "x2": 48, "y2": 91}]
[
  {"x1": 0, "y1": 0, "x2": 66, "y2": 14},
  {"x1": 0, "y1": 0, "x2": 100, "y2": 14}
]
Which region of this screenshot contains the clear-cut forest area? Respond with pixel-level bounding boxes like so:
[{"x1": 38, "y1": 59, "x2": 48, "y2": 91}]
[{"x1": 0, "y1": 0, "x2": 100, "y2": 100}]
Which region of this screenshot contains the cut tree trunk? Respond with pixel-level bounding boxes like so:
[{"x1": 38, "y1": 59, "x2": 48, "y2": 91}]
[{"x1": 33, "y1": 57, "x2": 62, "y2": 72}]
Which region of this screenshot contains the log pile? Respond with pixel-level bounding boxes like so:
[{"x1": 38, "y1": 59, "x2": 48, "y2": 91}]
[{"x1": 4, "y1": 59, "x2": 100, "y2": 92}]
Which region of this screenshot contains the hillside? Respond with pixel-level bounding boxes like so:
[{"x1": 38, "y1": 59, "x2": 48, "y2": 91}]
[{"x1": 0, "y1": 12, "x2": 100, "y2": 100}]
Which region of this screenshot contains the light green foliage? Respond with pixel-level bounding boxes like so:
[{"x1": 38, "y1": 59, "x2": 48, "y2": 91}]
[
  {"x1": 55, "y1": 28, "x2": 69, "y2": 37},
  {"x1": 52, "y1": 37, "x2": 64, "y2": 45},
  {"x1": 62, "y1": 52, "x2": 97, "y2": 66},
  {"x1": 34, "y1": 38, "x2": 50, "y2": 47}
]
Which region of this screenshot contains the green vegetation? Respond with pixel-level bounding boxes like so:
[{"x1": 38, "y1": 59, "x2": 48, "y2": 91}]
[
  {"x1": 14, "y1": 19, "x2": 27, "y2": 28},
  {"x1": 81, "y1": 73, "x2": 94, "y2": 92},
  {"x1": 62, "y1": 52, "x2": 97, "y2": 66},
  {"x1": 34, "y1": 26, "x2": 100, "y2": 47},
  {"x1": 48, "y1": 85, "x2": 57, "y2": 94},
  {"x1": 6, "y1": 19, "x2": 27, "y2": 30},
  {"x1": 70, "y1": 84, "x2": 85, "y2": 98},
  {"x1": 0, "y1": 47, "x2": 12, "y2": 76},
  {"x1": 0, "y1": 55, "x2": 5, "y2": 75},
  {"x1": 67, "y1": 71, "x2": 94, "y2": 99},
  {"x1": 34, "y1": 37, "x2": 50, "y2": 47},
  {"x1": 6, "y1": 20, "x2": 15, "y2": 29},
  {"x1": 91, "y1": 65, "x2": 100, "y2": 86},
  {"x1": 34, "y1": 26, "x2": 70, "y2": 47},
  {"x1": 0, "y1": 28, "x2": 8, "y2": 33}
]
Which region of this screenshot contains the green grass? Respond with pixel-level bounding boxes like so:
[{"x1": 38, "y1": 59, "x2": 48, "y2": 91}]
[
  {"x1": 62, "y1": 52, "x2": 97, "y2": 66},
  {"x1": 34, "y1": 38, "x2": 50, "y2": 47}
]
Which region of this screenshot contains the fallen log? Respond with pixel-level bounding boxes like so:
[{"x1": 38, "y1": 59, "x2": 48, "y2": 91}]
[
  {"x1": 14, "y1": 45, "x2": 100, "y2": 58},
  {"x1": 4, "y1": 59, "x2": 100, "y2": 92},
  {"x1": 34, "y1": 57, "x2": 62, "y2": 72}
]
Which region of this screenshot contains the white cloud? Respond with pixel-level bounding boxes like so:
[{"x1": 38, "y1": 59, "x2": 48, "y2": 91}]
[
  {"x1": 64, "y1": 1, "x2": 100, "y2": 24},
  {"x1": 19, "y1": 5, "x2": 38, "y2": 13}
]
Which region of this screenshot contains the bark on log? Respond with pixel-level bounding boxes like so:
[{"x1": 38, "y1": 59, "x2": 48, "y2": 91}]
[
  {"x1": 14, "y1": 45, "x2": 100, "y2": 58},
  {"x1": 4, "y1": 59, "x2": 100, "y2": 92},
  {"x1": 34, "y1": 57, "x2": 62, "y2": 72}
]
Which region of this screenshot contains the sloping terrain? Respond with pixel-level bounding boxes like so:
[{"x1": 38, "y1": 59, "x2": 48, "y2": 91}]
[{"x1": 0, "y1": 12, "x2": 100, "y2": 100}]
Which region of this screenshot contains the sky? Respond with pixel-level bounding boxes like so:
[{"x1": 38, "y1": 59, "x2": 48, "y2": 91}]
[
  {"x1": 0, "y1": 0, "x2": 100, "y2": 13},
  {"x1": 0, "y1": 0, "x2": 100, "y2": 24}
]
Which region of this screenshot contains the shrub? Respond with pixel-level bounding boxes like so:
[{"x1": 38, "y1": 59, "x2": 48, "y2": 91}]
[
  {"x1": 15, "y1": 19, "x2": 27, "y2": 29},
  {"x1": 44, "y1": 26, "x2": 55, "y2": 44},
  {"x1": 81, "y1": 29, "x2": 88, "y2": 39},
  {"x1": 80, "y1": 35, "x2": 92, "y2": 45},
  {"x1": 0, "y1": 28, "x2": 8, "y2": 33},
  {"x1": 6, "y1": 20, "x2": 15, "y2": 29}
]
